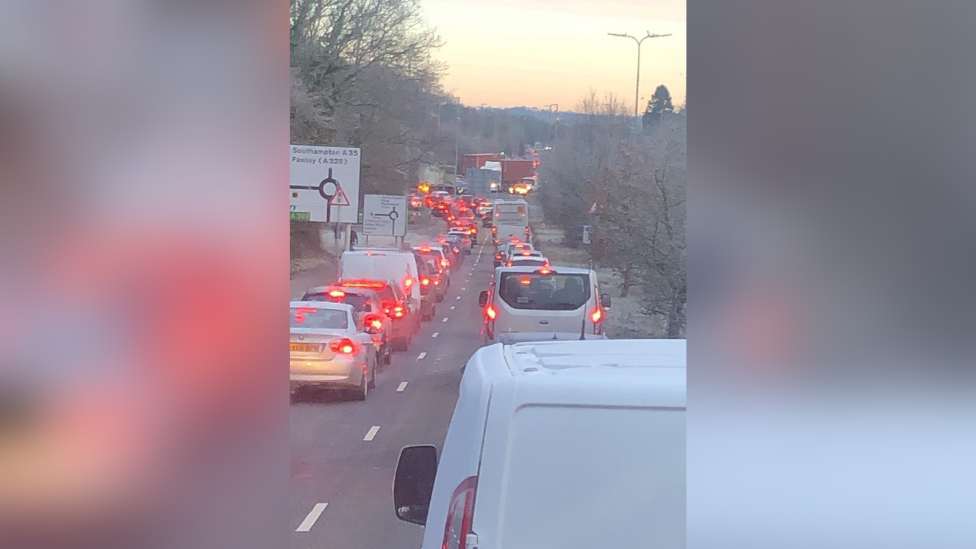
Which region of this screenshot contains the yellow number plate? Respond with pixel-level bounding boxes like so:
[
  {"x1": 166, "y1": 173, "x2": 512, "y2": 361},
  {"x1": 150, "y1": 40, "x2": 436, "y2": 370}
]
[{"x1": 290, "y1": 342, "x2": 321, "y2": 353}]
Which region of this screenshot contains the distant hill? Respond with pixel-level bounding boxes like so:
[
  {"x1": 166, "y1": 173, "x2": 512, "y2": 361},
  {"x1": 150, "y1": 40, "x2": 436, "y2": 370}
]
[{"x1": 493, "y1": 106, "x2": 585, "y2": 125}]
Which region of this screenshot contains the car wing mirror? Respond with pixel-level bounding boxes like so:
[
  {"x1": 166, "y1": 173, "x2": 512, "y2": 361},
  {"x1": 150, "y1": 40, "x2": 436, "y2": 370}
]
[
  {"x1": 478, "y1": 291, "x2": 489, "y2": 307},
  {"x1": 601, "y1": 294, "x2": 612, "y2": 309},
  {"x1": 393, "y1": 445, "x2": 438, "y2": 525}
]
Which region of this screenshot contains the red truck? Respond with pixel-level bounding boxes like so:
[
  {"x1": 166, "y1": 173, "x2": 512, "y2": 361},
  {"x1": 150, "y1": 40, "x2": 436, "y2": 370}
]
[
  {"x1": 500, "y1": 159, "x2": 536, "y2": 185},
  {"x1": 462, "y1": 153, "x2": 504, "y2": 176}
]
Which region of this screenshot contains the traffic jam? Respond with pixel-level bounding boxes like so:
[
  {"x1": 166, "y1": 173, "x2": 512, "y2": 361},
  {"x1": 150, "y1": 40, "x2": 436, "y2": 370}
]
[{"x1": 291, "y1": 159, "x2": 686, "y2": 549}]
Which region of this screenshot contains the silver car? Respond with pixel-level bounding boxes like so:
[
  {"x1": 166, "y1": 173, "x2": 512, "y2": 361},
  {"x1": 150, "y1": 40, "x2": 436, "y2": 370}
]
[{"x1": 290, "y1": 301, "x2": 378, "y2": 400}]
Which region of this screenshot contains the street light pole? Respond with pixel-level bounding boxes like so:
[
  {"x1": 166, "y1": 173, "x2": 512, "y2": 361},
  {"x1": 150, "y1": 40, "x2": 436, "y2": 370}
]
[
  {"x1": 608, "y1": 31, "x2": 671, "y2": 122},
  {"x1": 544, "y1": 103, "x2": 559, "y2": 150},
  {"x1": 454, "y1": 97, "x2": 460, "y2": 178}
]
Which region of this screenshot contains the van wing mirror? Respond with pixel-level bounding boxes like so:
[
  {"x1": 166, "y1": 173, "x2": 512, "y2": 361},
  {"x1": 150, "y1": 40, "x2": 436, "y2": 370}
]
[
  {"x1": 601, "y1": 294, "x2": 612, "y2": 309},
  {"x1": 393, "y1": 445, "x2": 438, "y2": 525},
  {"x1": 478, "y1": 291, "x2": 489, "y2": 307}
]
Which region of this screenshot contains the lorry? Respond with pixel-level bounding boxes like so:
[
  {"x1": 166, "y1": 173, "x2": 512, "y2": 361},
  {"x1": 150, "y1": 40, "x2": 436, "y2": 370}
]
[
  {"x1": 462, "y1": 153, "x2": 504, "y2": 177},
  {"x1": 464, "y1": 167, "x2": 503, "y2": 196},
  {"x1": 500, "y1": 159, "x2": 537, "y2": 192}
]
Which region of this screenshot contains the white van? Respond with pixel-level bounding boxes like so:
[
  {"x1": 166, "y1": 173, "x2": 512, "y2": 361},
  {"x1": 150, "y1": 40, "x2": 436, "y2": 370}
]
[
  {"x1": 478, "y1": 266, "x2": 611, "y2": 344},
  {"x1": 393, "y1": 339, "x2": 686, "y2": 549},
  {"x1": 340, "y1": 250, "x2": 422, "y2": 328}
]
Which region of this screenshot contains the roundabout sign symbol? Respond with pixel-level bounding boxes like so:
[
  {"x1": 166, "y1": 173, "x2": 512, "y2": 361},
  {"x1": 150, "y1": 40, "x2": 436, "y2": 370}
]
[{"x1": 290, "y1": 168, "x2": 350, "y2": 222}]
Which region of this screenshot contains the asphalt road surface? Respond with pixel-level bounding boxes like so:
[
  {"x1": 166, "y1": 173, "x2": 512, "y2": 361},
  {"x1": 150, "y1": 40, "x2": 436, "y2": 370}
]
[{"x1": 290, "y1": 240, "x2": 491, "y2": 549}]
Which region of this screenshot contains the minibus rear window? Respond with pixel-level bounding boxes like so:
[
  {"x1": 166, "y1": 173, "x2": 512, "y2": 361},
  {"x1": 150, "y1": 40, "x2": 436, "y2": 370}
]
[{"x1": 497, "y1": 273, "x2": 590, "y2": 311}]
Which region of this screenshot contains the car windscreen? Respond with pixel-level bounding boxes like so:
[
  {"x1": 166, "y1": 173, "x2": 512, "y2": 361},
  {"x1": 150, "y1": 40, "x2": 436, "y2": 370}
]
[
  {"x1": 497, "y1": 272, "x2": 590, "y2": 311},
  {"x1": 290, "y1": 307, "x2": 348, "y2": 329},
  {"x1": 303, "y1": 292, "x2": 371, "y2": 312}
]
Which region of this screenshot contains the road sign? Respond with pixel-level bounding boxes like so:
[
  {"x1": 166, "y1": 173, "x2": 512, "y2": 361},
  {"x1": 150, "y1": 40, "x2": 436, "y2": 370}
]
[
  {"x1": 363, "y1": 194, "x2": 407, "y2": 237},
  {"x1": 290, "y1": 145, "x2": 361, "y2": 223},
  {"x1": 582, "y1": 225, "x2": 593, "y2": 244}
]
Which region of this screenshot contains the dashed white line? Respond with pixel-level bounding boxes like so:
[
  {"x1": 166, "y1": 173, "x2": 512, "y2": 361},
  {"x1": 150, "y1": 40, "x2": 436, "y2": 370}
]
[
  {"x1": 450, "y1": 305, "x2": 456, "y2": 310},
  {"x1": 397, "y1": 381, "x2": 408, "y2": 392},
  {"x1": 296, "y1": 503, "x2": 328, "y2": 532},
  {"x1": 364, "y1": 426, "x2": 381, "y2": 441},
  {"x1": 442, "y1": 317, "x2": 449, "y2": 323},
  {"x1": 456, "y1": 296, "x2": 461, "y2": 301},
  {"x1": 461, "y1": 287, "x2": 466, "y2": 291},
  {"x1": 432, "y1": 332, "x2": 439, "y2": 338},
  {"x1": 417, "y1": 351, "x2": 427, "y2": 360}
]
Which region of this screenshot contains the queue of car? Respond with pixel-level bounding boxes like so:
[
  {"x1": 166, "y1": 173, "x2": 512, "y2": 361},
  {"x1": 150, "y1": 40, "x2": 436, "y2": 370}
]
[{"x1": 289, "y1": 190, "x2": 489, "y2": 401}]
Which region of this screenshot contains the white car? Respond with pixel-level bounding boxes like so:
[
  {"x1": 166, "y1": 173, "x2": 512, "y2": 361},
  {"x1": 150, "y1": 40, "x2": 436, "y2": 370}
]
[
  {"x1": 393, "y1": 339, "x2": 686, "y2": 549},
  {"x1": 505, "y1": 254, "x2": 549, "y2": 269},
  {"x1": 290, "y1": 301, "x2": 378, "y2": 400},
  {"x1": 478, "y1": 266, "x2": 611, "y2": 344}
]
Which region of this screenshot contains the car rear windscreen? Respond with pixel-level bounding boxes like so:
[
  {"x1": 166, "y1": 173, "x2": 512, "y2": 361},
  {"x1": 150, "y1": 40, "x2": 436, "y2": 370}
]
[
  {"x1": 290, "y1": 307, "x2": 348, "y2": 330},
  {"x1": 497, "y1": 272, "x2": 590, "y2": 311},
  {"x1": 510, "y1": 259, "x2": 547, "y2": 267},
  {"x1": 303, "y1": 292, "x2": 371, "y2": 312}
]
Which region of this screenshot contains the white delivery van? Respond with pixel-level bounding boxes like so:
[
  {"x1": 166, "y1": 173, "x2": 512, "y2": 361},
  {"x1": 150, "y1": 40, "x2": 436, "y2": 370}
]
[
  {"x1": 340, "y1": 250, "x2": 422, "y2": 329},
  {"x1": 478, "y1": 266, "x2": 611, "y2": 344},
  {"x1": 393, "y1": 339, "x2": 686, "y2": 549},
  {"x1": 492, "y1": 199, "x2": 530, "y2": 243}
]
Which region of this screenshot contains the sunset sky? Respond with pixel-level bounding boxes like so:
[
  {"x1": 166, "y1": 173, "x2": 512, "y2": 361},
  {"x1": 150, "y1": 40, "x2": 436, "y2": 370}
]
[{"x1": 421, "y1": 0, "x2": 686, "y2": 112}]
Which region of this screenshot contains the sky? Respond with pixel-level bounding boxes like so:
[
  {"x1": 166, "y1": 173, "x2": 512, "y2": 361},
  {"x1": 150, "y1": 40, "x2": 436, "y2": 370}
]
[{"x1": 421, "y1": 0, "x2": 686, "y2": 112}]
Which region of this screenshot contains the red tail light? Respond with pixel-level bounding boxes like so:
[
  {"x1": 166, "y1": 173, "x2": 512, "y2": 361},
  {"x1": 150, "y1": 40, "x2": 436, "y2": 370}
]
[
  {"x1": 329, "y1": 338, "x2": 357, "y2": 354},
  {"x1": 404, "y1": 277, "x2": 414, "y2": 288},
  {"x1": 394, "y1": 306, "x2": 405, "y2": 318},
  {"x1": 441, "y1": 259, "x2": 450, "y2": 268},
  {"x1": 421, "y1": 277, "x2": 431, "y2": 286},
  {"x1": 441, "y1": 476, "x2": 478, "y2": 549},
  {"x1": 328, "y1": 289, "x2": 346, "y2": 297},
  {"x1": 591, "y1": 308, "x2": 603, "y2": 323},
  {"x1": 486, "y1": 305, "x2": 497, "y2": 320},
  {"x1": 505, "y1": 261, "x2": 513, "y2": 267},
  {"x1": 342, "y1": 279, "x2": 386, "y2": 289},
  {"x1": 365, "y1": 313, "x2": 385, "y2": 331}
]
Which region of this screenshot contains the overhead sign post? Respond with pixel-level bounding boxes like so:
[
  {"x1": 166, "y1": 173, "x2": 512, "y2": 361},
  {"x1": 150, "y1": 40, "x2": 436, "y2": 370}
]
[
  {"x1": 290, "y1": 145, "x2": 361, "y2": 223},
  {"x1": 363, "y1": 194, "x2": 408, "y2": 237}
]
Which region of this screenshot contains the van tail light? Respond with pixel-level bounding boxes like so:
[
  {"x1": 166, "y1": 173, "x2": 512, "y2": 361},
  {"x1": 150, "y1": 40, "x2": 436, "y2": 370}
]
[
  {"x1": 441, "y1": 259, "x2": 450, "y2": 268},
  {"x1": 590, "y1": 308, "x2": 603, "y2": 323},
  {"x1": 394, "y1": 306, "x2": 405, "y2": 318},
  {"x1": 404, "y1": 277, "x2": 414, "y2": 288},
  {"x1": 486, "y1": 305, "x2": 497, "y2": 320},
  {"x1": 329, "y1": 338, "x2": 357, "y2": 355},
  {"x1": 421, "y1": 277, "x2": 431, "y2": 286},
  {"x1": 442, "y1": 476, "x2": 478, "y2": 549}
]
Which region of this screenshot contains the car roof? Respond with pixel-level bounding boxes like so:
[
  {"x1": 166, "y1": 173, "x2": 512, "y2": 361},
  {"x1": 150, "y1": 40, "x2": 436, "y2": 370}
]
[
  {"x1": 303, "y1": 285, "x2": 378, "y2": 296},
  {"x1": 495, "y1": 265, "x2": 589, "y2": 274},
  {"x1": 290, "y1": 301, "x2": 354, "y2": 313}
]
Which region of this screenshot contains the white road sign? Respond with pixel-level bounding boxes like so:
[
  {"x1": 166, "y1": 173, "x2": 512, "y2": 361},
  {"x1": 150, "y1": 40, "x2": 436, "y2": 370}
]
[
  {"x1": 363, "y1": 194, "x2": 408, "y2": 237},
  {"x1": 290, "y1": 145, "x2": 361, "y2": 223}
]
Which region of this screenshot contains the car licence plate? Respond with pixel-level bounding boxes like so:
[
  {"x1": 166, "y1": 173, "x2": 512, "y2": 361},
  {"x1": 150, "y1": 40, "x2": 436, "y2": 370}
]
[{"x1": 290, "y1": 342, "x2": 321, "y2": 353}]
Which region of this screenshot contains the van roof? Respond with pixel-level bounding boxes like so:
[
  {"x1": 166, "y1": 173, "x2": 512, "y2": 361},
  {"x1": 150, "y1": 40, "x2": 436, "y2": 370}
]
[
  {"x1": 462, "y1": 339, "x2": 686, "y2": 408},
  {"x1": 495, "y1": 265, "x2": 589, "y2": 274}
]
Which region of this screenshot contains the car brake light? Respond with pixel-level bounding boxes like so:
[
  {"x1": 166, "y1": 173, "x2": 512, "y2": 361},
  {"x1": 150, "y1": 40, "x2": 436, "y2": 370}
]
[
  {"x1": 506, "y1": 261, "x2": 513, "y2": 267},
  {"x1": 591, "y1": 309, "x2": 603, "y2": 323},
  {"x1": 519, "y1": 277, "x2": 532, "y2": 285},
  {"x1": 328, "y1": 289, "x2": 345, "y2": 297},
  {"x1": 394, "y1": 306, "x2": 405, "y2": 318},
  {"x1": 329, "y1": 338, "x2": 357, "y2": 354},
  {"x1": 365, "y1": 314, "x2": 384, "y2": 330},
  {"x1": 434, "y1": 279, "x2": 441, "y2": 285},
  {"x1": 538, "y1": 267, "x2": 552, "y2": 275},
  {"x1": 342, "y1": 280, "x2": 386, "y2": 289},
  {"x1": 441, "y1": 259, "x2": 449, "y2": 267},
  {"x1": 486, "y1": 305, "x2": 496, "y2": 320},
  {"x1": 404, "y1": 277, "x2": 414, "y2": 288},
  {"x1": 442, "y1": 477, "x2": 478, "y2": 549},
  {"x1": 421, "y1": 277, "x2": 430, "y2": 286}
]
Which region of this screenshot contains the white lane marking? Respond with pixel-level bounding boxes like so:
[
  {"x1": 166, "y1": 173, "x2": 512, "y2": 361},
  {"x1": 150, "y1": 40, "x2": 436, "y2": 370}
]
[
  {"x1": 296, "y1": 503, "x2": 328, "y2": 532},
  {"x1": 364, "y1": 426, "x2": 381, "y2": 441},
  {"x1": 456, "y1": 296, "x2": 461, "y2": 301},
  {"x1": 442, "y1": 317, "x2": 449, "y2": 323},
  {"x1": 466, "y1": 279, "x2": 470, "y2": 283},
  {"x1": 432, "y1": 332, "x2": 439, "y2": 338},
  {"x1": 397, "y1": 382, "x2": 408, "y2": 392},
  {"x1": 461, "y1": 287, "x2": 466, "y2": 291},
  {"x1": 450, "y1": 305, "x2": 456, "y2": 310},
  {"x1": 417, "y1": 351, "x2": 427, "y2": 360}
]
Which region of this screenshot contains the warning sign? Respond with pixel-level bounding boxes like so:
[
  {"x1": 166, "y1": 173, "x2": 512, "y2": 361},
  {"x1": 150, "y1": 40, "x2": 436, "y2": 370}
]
[{"x1": 331, "y1": 186, "x2": 351, "y2": 207}]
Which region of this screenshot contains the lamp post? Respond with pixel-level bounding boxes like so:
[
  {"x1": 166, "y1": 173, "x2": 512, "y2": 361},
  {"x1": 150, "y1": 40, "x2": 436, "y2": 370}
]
[
  {"x1": 608, "y1": 31, "x2": 671, "y2": 122},
  {"x1": 544, "y1": 103, "x2": 559, "y2": 150}
]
